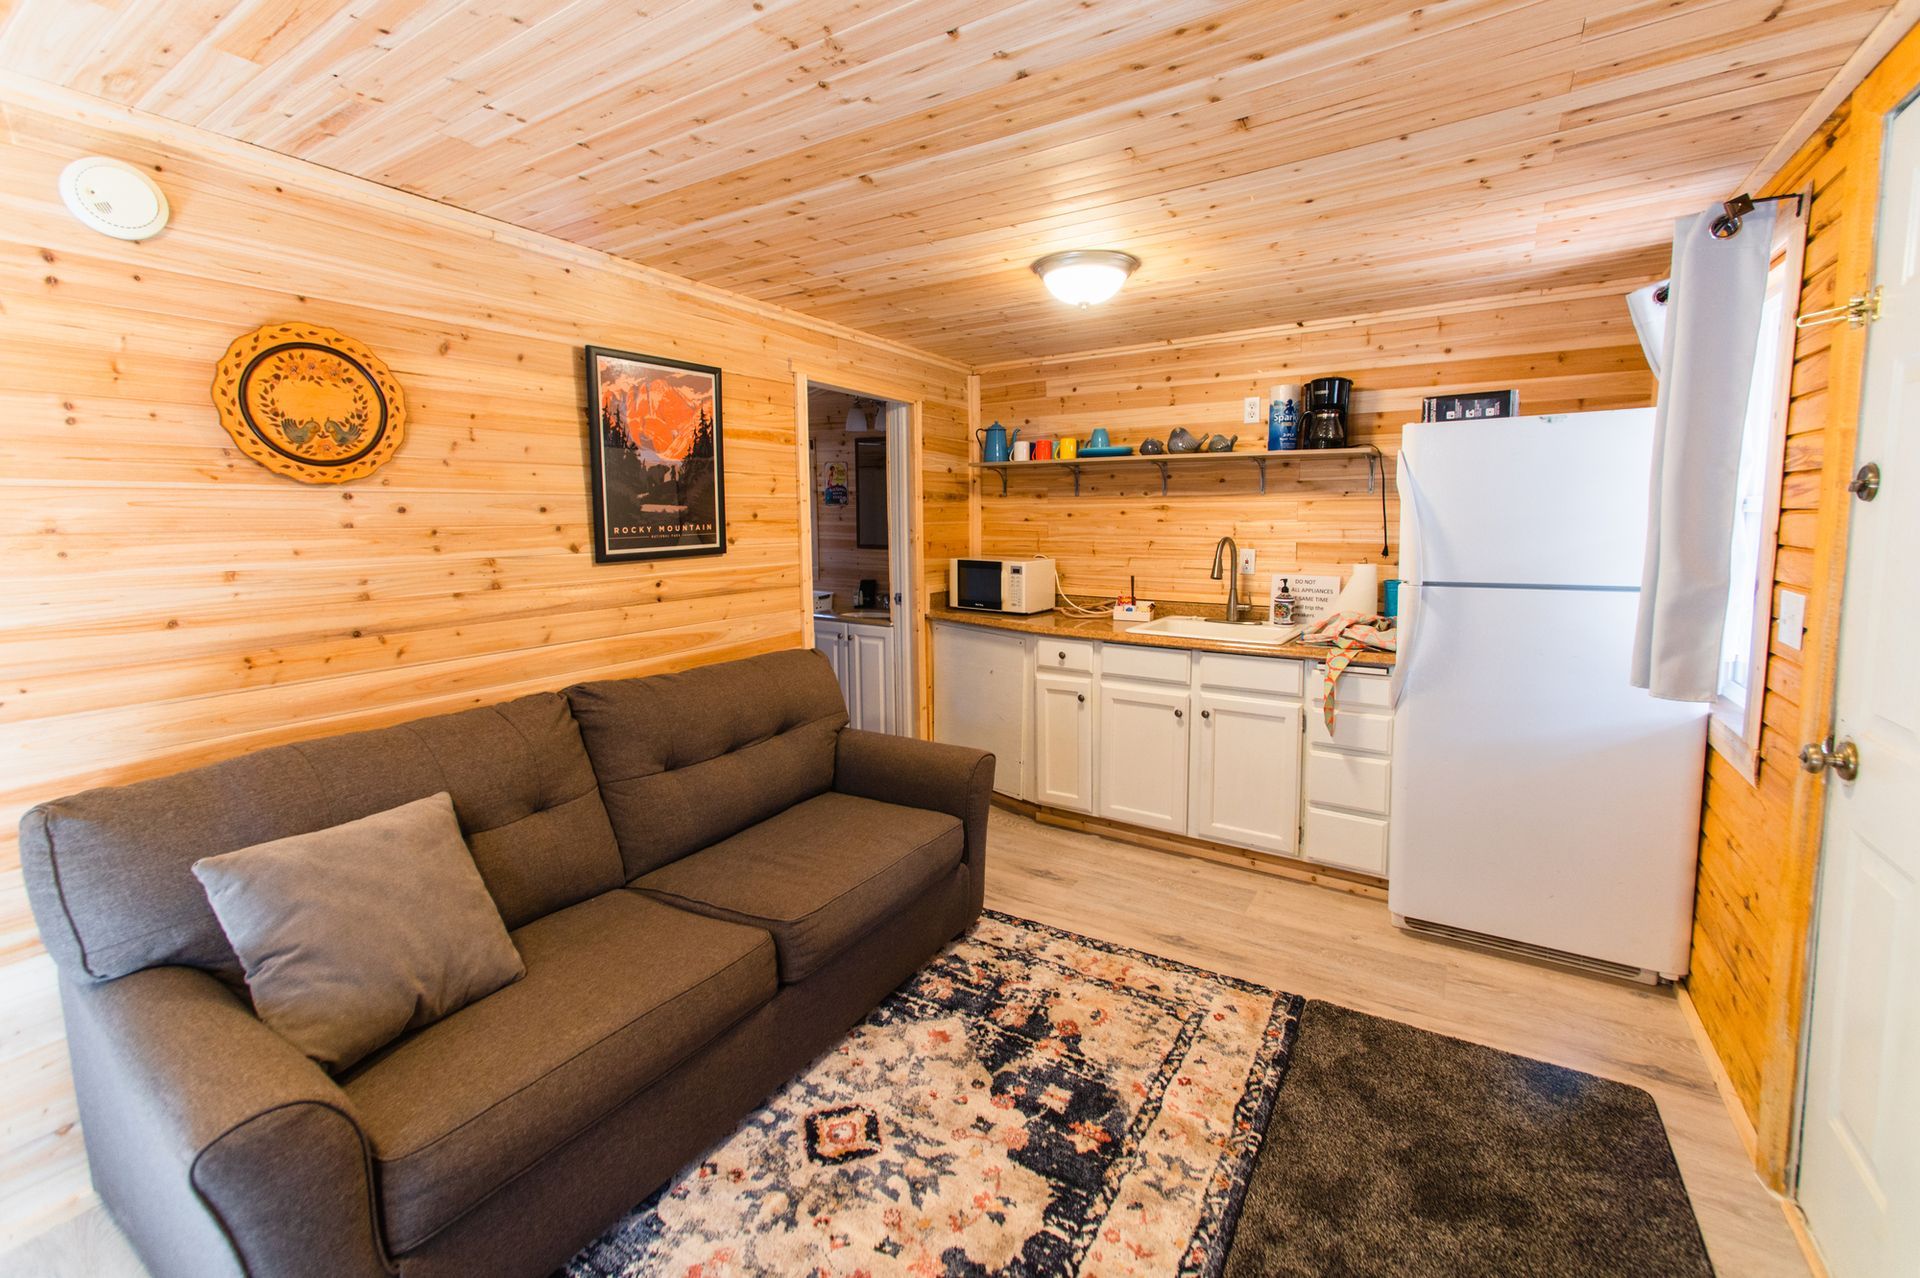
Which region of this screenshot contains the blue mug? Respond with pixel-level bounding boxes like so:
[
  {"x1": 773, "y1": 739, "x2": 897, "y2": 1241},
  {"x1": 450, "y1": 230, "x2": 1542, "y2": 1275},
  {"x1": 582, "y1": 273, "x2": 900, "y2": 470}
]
[{"x1": 1087, "y1": 427, "x2": 1111, "y2": 448}]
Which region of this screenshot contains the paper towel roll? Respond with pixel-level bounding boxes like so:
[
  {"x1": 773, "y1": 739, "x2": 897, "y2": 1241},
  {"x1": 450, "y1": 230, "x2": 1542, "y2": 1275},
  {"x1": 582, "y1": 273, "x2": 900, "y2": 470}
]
[{"x1": 1329, "y1": 563, "x2": 1380, "y2": 616}]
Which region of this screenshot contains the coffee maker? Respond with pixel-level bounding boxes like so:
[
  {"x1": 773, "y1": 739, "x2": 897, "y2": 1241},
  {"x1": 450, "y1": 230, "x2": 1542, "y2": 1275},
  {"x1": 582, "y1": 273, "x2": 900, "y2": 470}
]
[{"x1": 1302, "y1": 377, "x2": 1352, "y2": 449}]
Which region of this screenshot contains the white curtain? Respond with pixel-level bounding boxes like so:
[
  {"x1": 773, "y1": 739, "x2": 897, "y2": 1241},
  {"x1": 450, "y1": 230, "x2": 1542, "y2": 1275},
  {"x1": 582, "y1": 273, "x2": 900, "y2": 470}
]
[{"x1": 1630, "y1": 203, "x2": 1777, "y2": 701}]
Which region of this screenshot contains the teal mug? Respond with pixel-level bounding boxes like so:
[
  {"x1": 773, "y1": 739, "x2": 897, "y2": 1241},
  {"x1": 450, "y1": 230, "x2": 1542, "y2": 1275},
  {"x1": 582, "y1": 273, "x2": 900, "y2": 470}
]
[{"x1": 1088, "y1": 427, "x2": 1111, "y2": 448}]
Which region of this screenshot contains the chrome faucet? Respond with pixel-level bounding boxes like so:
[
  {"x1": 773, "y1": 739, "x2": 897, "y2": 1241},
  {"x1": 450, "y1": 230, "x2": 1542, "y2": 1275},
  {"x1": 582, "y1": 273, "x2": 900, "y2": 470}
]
[{"x1": 1210, "y1": 535, "x2": 1250, "y2": 622}]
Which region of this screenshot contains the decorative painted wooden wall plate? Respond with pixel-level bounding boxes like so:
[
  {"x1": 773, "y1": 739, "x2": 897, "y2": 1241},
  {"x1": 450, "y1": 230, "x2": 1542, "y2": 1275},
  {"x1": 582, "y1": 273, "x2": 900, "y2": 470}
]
[{"x1": 211, "y1": 323, "x2": 406, "y2": 484}]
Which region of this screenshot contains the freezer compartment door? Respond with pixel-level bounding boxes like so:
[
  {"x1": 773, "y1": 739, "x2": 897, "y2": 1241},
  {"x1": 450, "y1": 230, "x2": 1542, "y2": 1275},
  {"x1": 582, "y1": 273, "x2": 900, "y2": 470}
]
[
  {"x1": 1387, "y1": 584, "x2": 1707, "y2": 975},
  {"x1": 1399, "y1": 410, "x2": 1654, "y2": 588}
]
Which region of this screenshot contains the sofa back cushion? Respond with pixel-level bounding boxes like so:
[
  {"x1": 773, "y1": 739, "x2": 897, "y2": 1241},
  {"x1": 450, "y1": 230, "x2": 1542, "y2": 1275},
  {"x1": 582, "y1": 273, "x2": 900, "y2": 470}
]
[
  {"x1": 566, "y1": 649, "x2": 848, "y2": 879},
  {"x1": 20, "y1": 693, "x2": 623, "y2": 983}
]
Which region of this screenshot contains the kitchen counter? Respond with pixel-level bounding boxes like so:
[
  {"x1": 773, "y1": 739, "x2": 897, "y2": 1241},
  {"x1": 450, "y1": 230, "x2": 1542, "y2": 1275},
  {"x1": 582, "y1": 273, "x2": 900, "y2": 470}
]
[
  {"x1": 927, "y1": 594, "x2": 1394, "y2": 666},
  {"x1": 815, "y1": 609, "x2": 893, "y2": 627}
]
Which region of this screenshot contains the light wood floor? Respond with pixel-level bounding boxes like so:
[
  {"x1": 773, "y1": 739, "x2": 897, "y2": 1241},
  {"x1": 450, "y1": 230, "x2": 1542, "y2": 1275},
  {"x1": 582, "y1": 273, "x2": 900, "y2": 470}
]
[{"x1": 0, "y1": 808, "x2": 1808, "y2": 1278}]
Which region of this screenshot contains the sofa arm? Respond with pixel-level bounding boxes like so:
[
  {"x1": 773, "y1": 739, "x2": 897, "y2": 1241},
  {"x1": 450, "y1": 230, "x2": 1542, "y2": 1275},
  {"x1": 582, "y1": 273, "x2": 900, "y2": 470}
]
[
  {"x1": 61, "y1": 966, "x2": 391, "y2": 1278},
  {"x1": 834, "y1": 729, "x2": 994, "y2": 917}
]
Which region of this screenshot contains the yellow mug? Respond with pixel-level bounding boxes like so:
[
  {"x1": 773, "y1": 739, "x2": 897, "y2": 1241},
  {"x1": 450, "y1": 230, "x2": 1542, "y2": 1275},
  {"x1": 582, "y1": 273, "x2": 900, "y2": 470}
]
[{"x1": 1057, "y1": 436, "x2": 1079, "y2": 459}]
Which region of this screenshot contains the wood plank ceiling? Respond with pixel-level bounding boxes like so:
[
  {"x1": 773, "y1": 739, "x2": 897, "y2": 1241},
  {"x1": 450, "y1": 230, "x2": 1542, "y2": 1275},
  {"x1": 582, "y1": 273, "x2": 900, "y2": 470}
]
[{"x1": 0, "y1": 0, "x2": 1894, "y2": 363}]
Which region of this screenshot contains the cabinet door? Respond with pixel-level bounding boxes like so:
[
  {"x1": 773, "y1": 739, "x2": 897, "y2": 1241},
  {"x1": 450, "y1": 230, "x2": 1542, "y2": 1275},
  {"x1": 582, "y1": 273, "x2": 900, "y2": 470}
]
[
  {"x1": 814, "y1": 622, "x2": 846, "y2": 694},
  {"x1": 931, "y1": 624, "x2": 1032, "y2": 799},
  {"x1": 1191, "y1": 690, "x2": 1302, "y2": 854},
  {"x1": 848, "y1": 626, "x2": 893, "y2": 733},
  {"x1": 1034, "y1": 671, "x2": 1095, "y2": 812},
  {"x1": 1097, "y1": 680, "x2": 1190, "y2": 833}
]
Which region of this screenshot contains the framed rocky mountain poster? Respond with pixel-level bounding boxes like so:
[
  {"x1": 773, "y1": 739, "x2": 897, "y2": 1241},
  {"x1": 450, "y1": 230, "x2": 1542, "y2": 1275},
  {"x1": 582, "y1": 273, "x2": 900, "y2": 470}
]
[{"x1": 584, "y1": 346, "x2": 725, "y2": 562}]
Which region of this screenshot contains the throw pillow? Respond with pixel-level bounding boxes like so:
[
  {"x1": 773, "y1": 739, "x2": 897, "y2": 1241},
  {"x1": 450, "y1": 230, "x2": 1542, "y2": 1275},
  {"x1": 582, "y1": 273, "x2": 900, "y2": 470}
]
[{"x1": 192, "y1": 791, "x2": 525, "y2": 1071}]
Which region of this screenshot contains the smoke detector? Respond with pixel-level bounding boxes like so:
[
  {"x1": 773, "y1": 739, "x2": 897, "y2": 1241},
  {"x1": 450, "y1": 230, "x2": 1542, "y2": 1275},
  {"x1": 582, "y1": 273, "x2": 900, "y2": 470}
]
[{"x1": 59, "y1": 156, "x2": 170, "y2": 241}]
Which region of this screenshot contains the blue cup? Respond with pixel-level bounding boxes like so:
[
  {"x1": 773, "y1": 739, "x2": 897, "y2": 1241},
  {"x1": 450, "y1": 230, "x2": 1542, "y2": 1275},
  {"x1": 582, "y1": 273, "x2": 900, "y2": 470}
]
[{"x1": 1088, "y1": 428, "x2": 1111, "y2": 448}]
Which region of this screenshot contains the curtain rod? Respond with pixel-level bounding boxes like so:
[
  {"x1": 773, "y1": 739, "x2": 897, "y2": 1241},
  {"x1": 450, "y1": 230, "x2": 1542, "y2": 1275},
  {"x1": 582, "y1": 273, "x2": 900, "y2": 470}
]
[{"x1": 1709, "y1": 192, "x2": 1804, "y2": 240}]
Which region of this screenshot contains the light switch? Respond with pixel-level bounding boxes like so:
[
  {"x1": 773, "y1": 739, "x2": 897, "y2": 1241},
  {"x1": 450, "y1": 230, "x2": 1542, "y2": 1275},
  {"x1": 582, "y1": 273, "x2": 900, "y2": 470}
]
[
  {"x1": 1242, "y1": 396, "x2": 1262, "y2": 425},
  {"x1": 1777, "y1": 589, "x2": 1806, "y2": 650}
]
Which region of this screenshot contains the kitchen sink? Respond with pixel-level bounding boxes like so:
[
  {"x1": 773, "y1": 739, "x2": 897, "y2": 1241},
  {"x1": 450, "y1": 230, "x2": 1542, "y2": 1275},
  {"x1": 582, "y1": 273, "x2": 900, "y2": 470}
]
[{"x1": 1128, "y1": 616, "x2": 1303, "y2": 646}]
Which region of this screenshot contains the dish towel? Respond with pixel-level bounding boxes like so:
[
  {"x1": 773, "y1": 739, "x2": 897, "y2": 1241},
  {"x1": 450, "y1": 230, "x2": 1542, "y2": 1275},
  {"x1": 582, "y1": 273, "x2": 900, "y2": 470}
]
[{"x1": 1304, "y1": 613, "x2": 1397, "y2": 728}]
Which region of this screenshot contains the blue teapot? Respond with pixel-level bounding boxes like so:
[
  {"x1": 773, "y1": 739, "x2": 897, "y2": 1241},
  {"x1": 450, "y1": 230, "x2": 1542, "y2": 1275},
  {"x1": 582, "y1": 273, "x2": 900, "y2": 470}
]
[{"x1": 977, "y1": 420, "x2": 1020, "y2": 463}]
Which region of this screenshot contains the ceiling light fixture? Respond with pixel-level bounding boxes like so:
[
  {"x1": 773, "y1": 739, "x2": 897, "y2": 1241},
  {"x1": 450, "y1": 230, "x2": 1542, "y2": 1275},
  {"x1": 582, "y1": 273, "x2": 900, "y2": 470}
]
[{"x1": 1031, "y1": 250, "x2": 1139, "y2": 307}]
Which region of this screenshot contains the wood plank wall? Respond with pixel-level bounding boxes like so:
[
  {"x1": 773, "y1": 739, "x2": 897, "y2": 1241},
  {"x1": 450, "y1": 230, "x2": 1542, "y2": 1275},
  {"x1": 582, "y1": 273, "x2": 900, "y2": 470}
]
[
  {"x1": 0, "y1": 82, "x2": 969, "y2": 1245},
  {"x1": 809, "y1": 408, "x2": 891, "y2": 610},
  {"x1": 1686, "y1": 21, "x2": 1920, "y2": 1186},
  {"x1": 975, "y1": 293, "x2": 1655, "y2": 603}
]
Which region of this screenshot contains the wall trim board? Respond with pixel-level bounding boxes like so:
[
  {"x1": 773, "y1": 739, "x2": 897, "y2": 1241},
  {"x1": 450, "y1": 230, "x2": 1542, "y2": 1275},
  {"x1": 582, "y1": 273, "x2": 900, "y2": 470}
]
[{"x1": 0, "y1": 71, "x2": 970, "y2": 379}]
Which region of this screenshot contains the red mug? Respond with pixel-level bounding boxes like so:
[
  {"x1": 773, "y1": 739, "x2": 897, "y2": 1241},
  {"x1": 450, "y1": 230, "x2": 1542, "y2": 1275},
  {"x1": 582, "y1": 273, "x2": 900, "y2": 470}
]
[{"x1": 1031, "y1": 438, "x2": 1054, "y2": 460}]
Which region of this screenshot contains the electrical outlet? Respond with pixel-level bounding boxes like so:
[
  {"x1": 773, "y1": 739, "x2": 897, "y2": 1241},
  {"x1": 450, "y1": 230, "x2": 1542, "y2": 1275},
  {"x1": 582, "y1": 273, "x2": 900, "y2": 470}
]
[
  {"x1": 1242, "y1": 396, "x2": 1263, "y2": 425},
  {"x1": 1777, "y1": 589, "x2": 1806, "y2": 650},
  {"x1": 1237, "y1": 547, "x2": 1257, "y2": 575}
]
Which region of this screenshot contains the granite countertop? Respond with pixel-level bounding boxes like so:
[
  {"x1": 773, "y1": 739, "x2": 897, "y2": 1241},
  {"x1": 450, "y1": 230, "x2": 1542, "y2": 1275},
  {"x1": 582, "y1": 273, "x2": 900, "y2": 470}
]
[
  {"x1": 926, "y1": 595, "x2": 1394, "y2": 667},
  {"x1": 815, "y1": 609, "x2": 894, "y2": 627}
]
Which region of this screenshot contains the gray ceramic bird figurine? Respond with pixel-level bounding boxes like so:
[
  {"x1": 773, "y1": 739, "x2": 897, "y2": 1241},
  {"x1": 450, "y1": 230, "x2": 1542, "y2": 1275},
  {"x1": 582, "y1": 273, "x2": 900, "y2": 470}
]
[
  {"x1": 1205, "y1": 433, "x2": 1237, "y2": 452},
  {"x1": 1167, "y1": 427, "x2": 1201, "y2": 453}
]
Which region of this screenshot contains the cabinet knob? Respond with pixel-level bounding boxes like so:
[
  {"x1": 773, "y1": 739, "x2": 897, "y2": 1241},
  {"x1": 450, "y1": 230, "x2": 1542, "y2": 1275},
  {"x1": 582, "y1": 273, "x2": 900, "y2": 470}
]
[
  {"x1": 1201, "y1": 709, "x2": 1211, "y2": 719},
  {"x1": 1076, "y1": 692, "x2": 1086, "y2": 703},
  {"x1": 1174, "y1": 708, "x2": 1184, "y2": 719},
  {"x1": 1057, "y1": 649, "x2": 1067, "y2": 662}
]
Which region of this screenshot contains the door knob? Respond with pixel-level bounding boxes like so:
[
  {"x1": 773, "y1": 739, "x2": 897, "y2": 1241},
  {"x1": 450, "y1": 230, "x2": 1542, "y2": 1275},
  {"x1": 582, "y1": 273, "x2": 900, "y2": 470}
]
[
  {"x1": 1799, "y1": 735, "x2": 1860, "y2": 781},
  {"x1": 1848, "y1": 461, "x2": 1880, "y2": 501}
]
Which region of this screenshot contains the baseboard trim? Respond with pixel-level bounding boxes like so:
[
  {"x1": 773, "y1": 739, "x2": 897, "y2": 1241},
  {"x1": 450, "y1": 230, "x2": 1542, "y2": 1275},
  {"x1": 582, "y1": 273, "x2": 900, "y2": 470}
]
[
  {"x1": 992, "y1": 796, "x2": 1388, "y2": 900},
  {"x1": 1676, "y1": 984, "x2": 1763, "y2": 1166}
]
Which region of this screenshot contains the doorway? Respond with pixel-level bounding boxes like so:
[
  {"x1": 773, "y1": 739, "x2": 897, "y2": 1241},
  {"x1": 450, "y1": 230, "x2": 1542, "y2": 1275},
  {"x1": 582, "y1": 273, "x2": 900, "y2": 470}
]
[
  {"x1": 802, "y1": 381, "x2": 917, "y2": 735},
  {"x1": 1795, "y1": 93, "x2": 1920, "y2": 1276}
]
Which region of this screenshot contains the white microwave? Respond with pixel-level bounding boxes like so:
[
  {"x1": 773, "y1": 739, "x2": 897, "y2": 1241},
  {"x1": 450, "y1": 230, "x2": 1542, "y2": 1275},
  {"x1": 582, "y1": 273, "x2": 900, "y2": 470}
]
[{"x1": 949, "y1": 557, "x2": 1057, "y2": 614}]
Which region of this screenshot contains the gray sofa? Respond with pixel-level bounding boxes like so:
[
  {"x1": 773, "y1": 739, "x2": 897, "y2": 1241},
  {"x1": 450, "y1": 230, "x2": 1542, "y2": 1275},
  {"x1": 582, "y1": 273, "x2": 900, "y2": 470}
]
[{"x1": 19, "y1": 649, "x2": 993, "y2": 1278}]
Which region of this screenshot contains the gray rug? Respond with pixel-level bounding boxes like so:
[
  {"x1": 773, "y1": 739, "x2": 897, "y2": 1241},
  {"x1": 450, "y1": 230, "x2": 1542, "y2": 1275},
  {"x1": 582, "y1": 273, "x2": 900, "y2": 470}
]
[{"x1": 1222, "y1": 1001, "x2": 1715, "y2": 1277}]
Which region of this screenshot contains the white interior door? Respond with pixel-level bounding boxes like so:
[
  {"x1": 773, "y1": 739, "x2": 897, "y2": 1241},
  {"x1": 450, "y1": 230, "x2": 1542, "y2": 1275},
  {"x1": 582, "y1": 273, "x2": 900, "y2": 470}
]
[
  {"x1": 1797, "y1": 97, "x2": 1920, "y2": 1278},
  {"x1": 885, "y1": 401, "x2": 917, "y2": 735}
]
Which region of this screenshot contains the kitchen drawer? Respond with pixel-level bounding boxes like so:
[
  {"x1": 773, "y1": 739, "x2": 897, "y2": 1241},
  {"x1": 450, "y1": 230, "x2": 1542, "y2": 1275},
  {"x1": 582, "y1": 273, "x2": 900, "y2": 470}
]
[
  {"x1": 1102, "y1": 642, "x2": 1191, "y2": 685},
  {"x1": 1037, "y1": 638, "x2": 1095, "y2": 673},
  {"x1": 1305, "y1": 747, "x2": 1391, "y2": 816},
  {"x1": 1309, "y1": 664, "x2": 1392, "y2": 709},
  {"x1": 1195, "y1": 651, "x2": 1303, "y2": 697},
  {"x1": 1303, "y1": 805, "x2": 1388, "y2": 875},
  {"x1": 1305, "y1": 707, "x2": 1392, "y2": 755}
]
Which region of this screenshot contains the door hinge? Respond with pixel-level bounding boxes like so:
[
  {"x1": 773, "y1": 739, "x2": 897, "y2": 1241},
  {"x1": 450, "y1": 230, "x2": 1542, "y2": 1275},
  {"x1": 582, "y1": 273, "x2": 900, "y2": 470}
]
[{"x1": 1797, "y1": 286, "x2": 1882, "y2": 330}]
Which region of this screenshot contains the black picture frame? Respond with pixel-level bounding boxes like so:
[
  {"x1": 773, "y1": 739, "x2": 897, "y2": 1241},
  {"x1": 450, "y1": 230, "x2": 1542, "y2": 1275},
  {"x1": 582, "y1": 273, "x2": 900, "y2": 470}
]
[{"x1": 583, "y1": 345, "x2": 726, "y2": 563}]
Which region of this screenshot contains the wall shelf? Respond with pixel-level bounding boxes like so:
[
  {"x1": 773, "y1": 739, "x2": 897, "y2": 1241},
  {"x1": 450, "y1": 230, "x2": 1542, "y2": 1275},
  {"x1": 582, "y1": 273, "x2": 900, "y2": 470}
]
[{"x1": 971, "y1": 445, "x2": 1386, "y2": 497}]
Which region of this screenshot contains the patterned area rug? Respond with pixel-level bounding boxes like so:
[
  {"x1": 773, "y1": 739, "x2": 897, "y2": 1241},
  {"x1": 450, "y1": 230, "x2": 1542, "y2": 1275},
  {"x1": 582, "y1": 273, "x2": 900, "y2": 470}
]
[{"x1": 563, "y1": 911, "x2": 1301, "y2": 1277}]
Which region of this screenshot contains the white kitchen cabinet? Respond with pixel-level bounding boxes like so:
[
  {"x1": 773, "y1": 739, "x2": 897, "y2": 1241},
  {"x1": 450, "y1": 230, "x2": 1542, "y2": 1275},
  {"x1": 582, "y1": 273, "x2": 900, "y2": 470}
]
[
  {"x1": 1033, "y1": 669, "x2": 1095, "y2": 812},
  {"x1": 1097, "y1": 678, "x2": 1190, "y2": 833},
  {"x1": 847, "y1": 624, "x2": 893, "y2": 733},
  {"x1": 1301, "y1": 663, "x2": 1394, "y2": 874},
  {"x1": 816, "y1": 618, "x2": 894, "y2": 734},
  {"x1": 931, "y1": 622, "x2": 1032, "y2": 800},
  {"x1": 1190, "y1": 688, "x2": 1302, "y2": 854}
]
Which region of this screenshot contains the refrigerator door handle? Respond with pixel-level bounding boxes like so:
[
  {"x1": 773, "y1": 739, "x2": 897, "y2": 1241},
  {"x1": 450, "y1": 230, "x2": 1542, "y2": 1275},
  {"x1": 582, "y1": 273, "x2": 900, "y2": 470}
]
[{"x1": 1390, "y1": 451, "x2": 1428, "y2": 708}]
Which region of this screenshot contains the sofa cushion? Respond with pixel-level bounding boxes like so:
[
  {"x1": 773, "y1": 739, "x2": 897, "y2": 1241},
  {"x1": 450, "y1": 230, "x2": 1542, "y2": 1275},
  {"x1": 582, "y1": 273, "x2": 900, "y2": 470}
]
[
  {"x1": 567, "y1": 649, "x2": 848, "y2": 879},
  {"x1": 192, "y1": 792, "x2": 525, "y2": 1072},
  {"x1": 630, "y1": 792, "x2": 963, "y2": 983},
  {"x1": 20, "y1": 692, "x2": 624, "y2": 983},
  {"x1": 341, "y1": 891, "x2": 775, "y2": 1253}
]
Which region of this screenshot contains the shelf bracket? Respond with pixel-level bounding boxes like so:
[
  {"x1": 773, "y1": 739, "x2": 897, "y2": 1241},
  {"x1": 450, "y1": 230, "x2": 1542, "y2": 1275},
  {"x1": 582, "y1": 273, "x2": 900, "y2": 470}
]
[
  {"x1": 1363, "y1": 445, "x2": 1385, "y2": 494},
  {"x1": 1152, "y1": 459, "x2": 1169, "y2": 496},
  {"x1": 1255, "y1": 456, "x2": 1268, "y2": 494},
  {"x1": 1070, "y1": 463, "x2": 1081, "y2": 497},
  {"x1": 994, "y1": 468, "x2": 1008, "y2": 497}
]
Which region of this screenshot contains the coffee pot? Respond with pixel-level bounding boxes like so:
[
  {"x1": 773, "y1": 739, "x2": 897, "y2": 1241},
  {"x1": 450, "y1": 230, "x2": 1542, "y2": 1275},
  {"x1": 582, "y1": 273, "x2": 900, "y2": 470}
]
[
  {"x1": 1303, "y1": 377, "x2": 1352, "y2": 449},
  {"x1": 976, "y1": 420, "x2": 1019, "y2": 463}
]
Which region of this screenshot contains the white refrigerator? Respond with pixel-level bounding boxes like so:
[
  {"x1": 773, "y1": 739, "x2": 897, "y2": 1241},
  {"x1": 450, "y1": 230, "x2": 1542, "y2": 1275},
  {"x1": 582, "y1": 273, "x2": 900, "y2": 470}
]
[{"x1": 1387, "y1": 410, "x2": 1708, "y2": 981}]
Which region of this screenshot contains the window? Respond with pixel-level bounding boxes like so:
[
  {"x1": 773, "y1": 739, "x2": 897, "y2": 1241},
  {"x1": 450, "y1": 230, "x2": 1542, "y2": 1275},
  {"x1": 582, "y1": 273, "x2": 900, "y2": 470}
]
[{"x1": 1709, "y1": 217, "x2": 1805, "y2": 776}]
